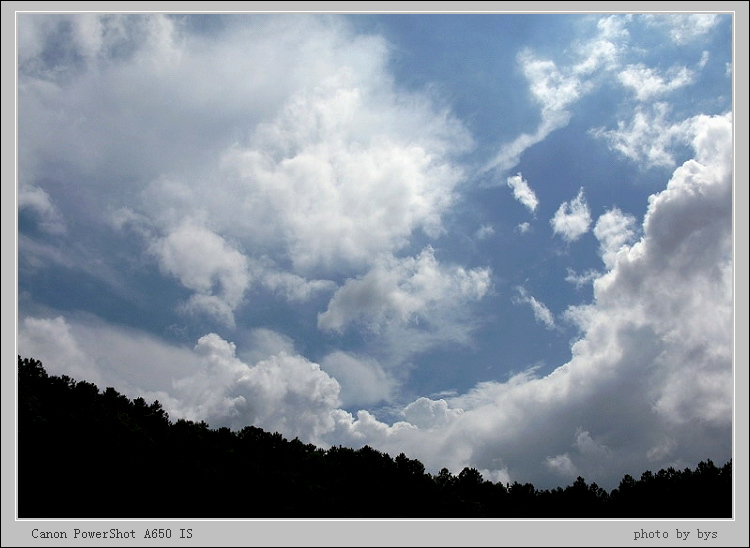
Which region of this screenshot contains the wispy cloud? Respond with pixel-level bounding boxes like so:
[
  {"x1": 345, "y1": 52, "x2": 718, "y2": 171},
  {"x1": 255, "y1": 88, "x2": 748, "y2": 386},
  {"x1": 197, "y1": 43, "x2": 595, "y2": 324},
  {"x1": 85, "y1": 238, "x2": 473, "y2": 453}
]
[
  {"x1": 475, "y1": 224, "x2": 495, "y2": 240},
  {"x1": 483, "y1": 15, "x2": 629, "y2": 175},
  {"x1": 514, "y1": 286, "x2": 556, "y2": 330},
  {"x1": 643, "y1": 14, "x2": 720, "y2": 44},
  {"x1": 618, "y1": 63, "x2": 697, "y2": 102},
  {"x1": 516, "y1": 222, "x2": 532, "y2": 235},
  {"x1": 590, "y1": 102, "x2": 694, "y2": 168}
]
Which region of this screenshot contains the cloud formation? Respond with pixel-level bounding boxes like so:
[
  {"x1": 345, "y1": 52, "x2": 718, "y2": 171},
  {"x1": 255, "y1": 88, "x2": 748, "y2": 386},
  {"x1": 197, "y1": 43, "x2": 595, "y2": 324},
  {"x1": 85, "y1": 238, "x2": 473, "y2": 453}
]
[
  {"x1": 506, "y1": 172, "x2": 539, "y2": 213},
  {"x1": 320, "y1": 351, "x2": 396, "y2": 407},
  {"x1": 514, "y1": 287, "x2": 556, "y2": 330},
  {"x1": 591, "y1": 103, "x2": 694, "y2": 168},
  {"x1": 643, "y1": 14, "x2": 720, "y2": 44},
  {"x1": 318, "y1": 247, "x2": 492, "y2": 362},
  {"x1": 149, "y1": 219, "x2": 250, "y2": 326},
  {"x1": 16, "y1": 111, "x2": 732, "y2": 488},
  {"x1": 593, "y1": 208, "x2": 638, "y2": 269},
  {"x1": 326, "y1": 112, "x2": 733, "y2": 487},
  {"x1": 16, "y1": 14, "x2": 733, "y2": 494},
  {"x1": 483, "y1": 15, "x2": 628, "y2": 174},
  {"x1": 18, "y1": 12, "x2": 472, "y2": 285},
  {"x1": 550, "y1": 188, "x2": 592, "y2": 243},
  {"x1": 618, "y1": 62, "x2": 698, "y2": 102}
]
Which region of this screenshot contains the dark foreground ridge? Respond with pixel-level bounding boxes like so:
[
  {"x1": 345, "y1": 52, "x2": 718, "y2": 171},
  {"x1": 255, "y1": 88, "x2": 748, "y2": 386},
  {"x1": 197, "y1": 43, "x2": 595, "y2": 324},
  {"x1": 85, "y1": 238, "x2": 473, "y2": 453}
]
[{"x1": 18, "y1": 356, "x2": 732, "y2": 518}]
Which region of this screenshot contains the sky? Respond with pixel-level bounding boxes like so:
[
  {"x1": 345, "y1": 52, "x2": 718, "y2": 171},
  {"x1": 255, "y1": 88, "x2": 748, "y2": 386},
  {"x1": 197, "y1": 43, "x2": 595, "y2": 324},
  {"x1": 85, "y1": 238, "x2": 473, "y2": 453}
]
[{"x1": 15, "y1": 11, "x2": 735, "y2": 491}]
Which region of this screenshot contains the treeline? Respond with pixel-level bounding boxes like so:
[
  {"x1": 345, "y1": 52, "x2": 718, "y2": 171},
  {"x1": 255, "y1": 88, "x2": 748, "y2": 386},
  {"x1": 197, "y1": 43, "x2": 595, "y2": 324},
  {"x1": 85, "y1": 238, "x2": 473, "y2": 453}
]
[{"x1": 18, "y1": 356, "x2": 732, "y2": 518}]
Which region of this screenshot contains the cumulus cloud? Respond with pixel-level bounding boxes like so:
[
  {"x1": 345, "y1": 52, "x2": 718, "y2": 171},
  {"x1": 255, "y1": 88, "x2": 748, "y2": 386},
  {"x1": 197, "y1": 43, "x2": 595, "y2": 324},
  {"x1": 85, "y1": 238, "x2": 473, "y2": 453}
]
[
  {"x1": 317, "y1": 247, "x2": 492, "y2": 360},
  {"x1": 19, "y1": 110, "x2": 733, "y2": 489},
  {"x1": 545, "y1": 429, "x2": 611, "y2": 481},
  {"x1": 593, "y1": 208, "x2": 638, "y2": 269},
  {"x1": 15, "y1": 14, "x2": 733, "y2": 493},
  {"x1": 320, "y1": 351, "x2": 396, "y2": 407},
  {"x1": 506, "y1": 172, "x2": 539, "y2": 213},
  {"x1": 19, "y1": 13, "x2": 472, "y2": 292},
  {"x1": 403, "y1": 397, "x2": 462, "y2": 430},
  {"x1": 326, "y1": 112, "x2": 733, "y2": 488},
  {"x1": 249, "y1": 258, "x2": 336, "y2": 302},
  {"x1": 149, "y1": 219, "x2": 250, "y2": 326},
  {"x1": 550, "y1": 188, "x2": 591, "y2": 243},
  {"x1": 168, "y1": 334, "x2": 343, "y2": 438},
  {"x1": 513, "y1": 287, "x2": 556, "y2": 330},
  {"x1": 545, "y1": 454, "x2": 578, "y2": 479},
  {"x1": 214, "y1": 79, "x2": 469, "y2": 274}
]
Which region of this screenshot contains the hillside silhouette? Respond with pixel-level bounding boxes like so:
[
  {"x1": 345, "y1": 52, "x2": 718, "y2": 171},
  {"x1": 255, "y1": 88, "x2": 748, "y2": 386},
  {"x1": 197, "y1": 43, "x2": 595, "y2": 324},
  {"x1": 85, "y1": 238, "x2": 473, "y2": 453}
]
[{"x1": 17, "y1": 356, "x2": 732, "y2": 518}]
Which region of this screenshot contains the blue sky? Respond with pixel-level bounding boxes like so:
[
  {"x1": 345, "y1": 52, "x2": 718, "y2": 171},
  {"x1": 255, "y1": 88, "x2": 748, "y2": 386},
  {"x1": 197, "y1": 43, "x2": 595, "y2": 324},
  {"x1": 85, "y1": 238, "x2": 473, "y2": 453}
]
[{"x1": 16, "y1": 12, "x2": 734, "y2": 490}]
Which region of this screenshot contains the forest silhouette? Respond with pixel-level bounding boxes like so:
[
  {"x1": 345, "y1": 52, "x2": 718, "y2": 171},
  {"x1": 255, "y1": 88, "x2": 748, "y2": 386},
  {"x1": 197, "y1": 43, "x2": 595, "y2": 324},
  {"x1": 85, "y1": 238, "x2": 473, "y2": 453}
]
[{"x1": 17, "y1": 356, "x2": 732, "y2": 518}]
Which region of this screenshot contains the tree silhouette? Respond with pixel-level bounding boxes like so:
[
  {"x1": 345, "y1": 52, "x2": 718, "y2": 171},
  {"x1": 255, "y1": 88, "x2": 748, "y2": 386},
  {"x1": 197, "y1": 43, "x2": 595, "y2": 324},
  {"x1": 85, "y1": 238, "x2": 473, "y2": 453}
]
[{"x1": 17, "y1": 356, "x2": 732, "y2": 518}]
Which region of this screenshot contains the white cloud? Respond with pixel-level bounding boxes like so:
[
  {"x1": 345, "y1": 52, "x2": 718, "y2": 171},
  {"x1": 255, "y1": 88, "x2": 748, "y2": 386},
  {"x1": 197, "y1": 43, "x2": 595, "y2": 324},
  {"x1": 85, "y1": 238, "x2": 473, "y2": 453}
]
[
  {"x1": 643, "y1": 14, "x2": 720, "y2": 44},
  {"x1": 326, "y1": 112, "x2": 733, "y2": 488},
  {"x1": 320, "y1": 351, "x2": 396, "y2": 407},
  {"x1": 591, "y1": 102, "x2": 694, "y2": 168},
  {"x1": 475, "y1": 224, "x2": 495, "y2": 240},
  {"x1": 514, "y1": 287, "x2": 556, "y2": 329},
  {"x1": 15, "y1": 15, "x2": 733, "y2": 492},
  {"x1": 250, "y1": 259, "x2": 336, "y2": 302},
  {"x1": 214, "y1": 78, "x2": 470, "y2": 274},
  {"x1": 484, "y1": 52, "x2": 578, "y2": 173},
  {"x1": 318, "y1": 247, "x2": 490, "y2": 344},
  {"x1": 618, "y1": 63, "x2": 696, "y2": 101},
  {"x1": 19, "y1": 14, "x2": 472, "y2": 286},
  {"x1": 180, "y1": 294, "x2": 238, "y2": 328},
  {"x1": 18, "y1": 316, "x2": 104, "y2": 386},
  {"x1": 403, "y1": 397, "x2": 462, "y2": 430},
  {"x1": 236, "y1": 327, "x2": 297, "y2": 364},
  {"x1": 545, "y1": 429, "x2": 611, "y2": 481},
  {"x1": 550, "y1": 188, "x2": 591, "y2": 243},
  {"x1": 149, "y1": 219, "x2": 250, "y2": 326},
  {"x1": 20, "y1": 109, "x2": 734, "y2": 488},
  {"x1": 593, "y1": 208, "x2": 638, "y2": 269},
  {"x1": 516, "y1": 222, "x2": 531, "y2": 235},
  {"x1": 484, "y1": 16, "x2": 628, "y2": 174},
  {"x1": 569, "y1": 17, "x2": 627, "y2": 77},
  {"x1": 564, "y1": 268, "x2": 600, "y2": 289},
  {"x1": 506, "y1": 172, "x2": 539, "y2": 213},
  {"x1": 168, "y1": 334, "x2": 343, "y2": 439},
  {"x1": 485, "y1": 14, "x2": 721, "y2": 178},
  {"x1": 18, "y1": 315, "x2": 202, "y2": 393}
]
